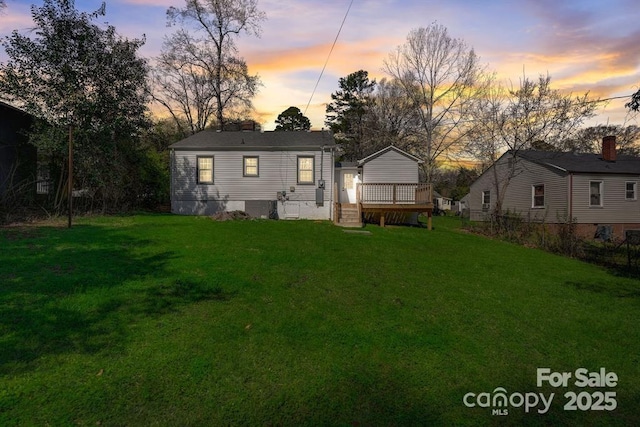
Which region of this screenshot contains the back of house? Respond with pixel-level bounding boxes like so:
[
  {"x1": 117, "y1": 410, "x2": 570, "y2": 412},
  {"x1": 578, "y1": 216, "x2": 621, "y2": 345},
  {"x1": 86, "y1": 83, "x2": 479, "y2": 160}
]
[{"x1": 169, "y1": 130, "x2": 335, "y2": 220}]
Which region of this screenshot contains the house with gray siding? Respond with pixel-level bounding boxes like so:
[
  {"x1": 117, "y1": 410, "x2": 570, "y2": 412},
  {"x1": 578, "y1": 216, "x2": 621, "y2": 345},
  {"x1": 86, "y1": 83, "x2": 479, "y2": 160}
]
[
  {"x1": 335, "y1": 145, "x2": 422, "y2": 205},
  {"x1": 171, "y1": 134, "x2": 433, "y2": 226},
  {"x1": 468, "y1": 136, "x2": 640, "y2": 238},
  {"x1": 334, "y1": 145, "x2": 432, "y2": 227},
  {"x1": 170, "y1": 130, "x2": 335, "y2": 219}
]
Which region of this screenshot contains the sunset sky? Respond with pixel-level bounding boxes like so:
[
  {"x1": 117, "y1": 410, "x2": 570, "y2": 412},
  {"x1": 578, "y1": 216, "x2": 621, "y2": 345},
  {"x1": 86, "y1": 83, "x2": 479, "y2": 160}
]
[{"x1": 1, "y1": 0, "x2": 639, "y2": 131}]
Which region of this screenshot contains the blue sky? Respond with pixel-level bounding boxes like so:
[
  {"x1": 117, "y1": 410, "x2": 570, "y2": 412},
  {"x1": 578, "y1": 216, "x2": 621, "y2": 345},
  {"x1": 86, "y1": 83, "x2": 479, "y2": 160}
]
[{"x1": 1, "y1": 0, "x2": 639, "y2": 130}]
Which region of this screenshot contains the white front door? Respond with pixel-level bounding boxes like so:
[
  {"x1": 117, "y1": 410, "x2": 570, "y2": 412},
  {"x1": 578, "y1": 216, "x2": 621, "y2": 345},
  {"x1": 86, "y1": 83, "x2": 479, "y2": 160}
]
[{"x1": 340, "y1": 170, "x2": 357, "y2": 203}]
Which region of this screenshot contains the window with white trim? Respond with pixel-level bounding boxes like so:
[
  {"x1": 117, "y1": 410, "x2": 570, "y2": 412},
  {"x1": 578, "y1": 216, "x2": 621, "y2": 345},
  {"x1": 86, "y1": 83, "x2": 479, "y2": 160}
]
[
  {"x1": 297, "y1": 156, "x2": 314, "y2": 184},
  {"x1": 482, "y1": 190, "x2": 490, "y2": 205},
  {"x1": 481, "y1": 190, "x2": 490, "y2": 210},
  {"x1": 243, "y1": 156, "x2": 259, "y2": 177},
  {"x1": 589, "y1": 181, "x2": 603, "y2": 207},
  {"x1": 197, "y1": 156, "x2": 213, "y2": 184},
  {"x1": 625, "y1": 181, "x2": 637, "y2": 200},
  {"x1": 532, "y1": 184, "x2": 545, "y2": 208}
]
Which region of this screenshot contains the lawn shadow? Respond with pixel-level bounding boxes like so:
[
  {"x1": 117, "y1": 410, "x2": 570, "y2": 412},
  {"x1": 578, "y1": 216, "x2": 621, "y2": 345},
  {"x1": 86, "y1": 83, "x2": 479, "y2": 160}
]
[
  {"x1": 0, "y1": 224, "x2": 233, "y2": 375},
  {"x1": 564, "y1": 280, "x2": 640, "y2": 298},
  {"x1": 273, "y1": 363, "x2": 445, "y2": 425},
  {"x1": 133, "y1": 279, "x2": 236, "y2": 317}
]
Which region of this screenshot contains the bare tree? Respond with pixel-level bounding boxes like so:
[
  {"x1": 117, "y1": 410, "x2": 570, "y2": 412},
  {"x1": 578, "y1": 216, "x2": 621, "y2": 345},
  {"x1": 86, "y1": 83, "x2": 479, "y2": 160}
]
[
  {"x1": 465, "y1": 74, "x2": 598, "y2": 215},
  {"x1": 560, "y1": 124, "x2": 640, "y2": 156},
  {"x1": 383, "y1": 23, "x2": 487, "y2": 181},
  {"x1": 362, "y1": 78, "x2": 421, "y2": 154},
  {"x1": 151, "y1": 30, "x2": 218, "y2": 136},
  {"x1": 151, "y1": 0, "x2": 265, "y2": 133}
]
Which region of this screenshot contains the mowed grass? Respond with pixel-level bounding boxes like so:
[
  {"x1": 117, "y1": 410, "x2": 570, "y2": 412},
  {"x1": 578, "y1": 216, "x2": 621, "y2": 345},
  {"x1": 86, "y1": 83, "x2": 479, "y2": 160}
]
[{"x1": 1, "y1": 215, "x2": 639, "y2": 426}]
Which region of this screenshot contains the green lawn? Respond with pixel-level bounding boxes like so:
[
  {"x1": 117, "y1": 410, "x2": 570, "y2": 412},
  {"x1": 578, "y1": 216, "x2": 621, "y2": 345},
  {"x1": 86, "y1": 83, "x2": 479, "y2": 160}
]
[{"x1": 1, "y1": 215, "x2": 639, "y2": 426}]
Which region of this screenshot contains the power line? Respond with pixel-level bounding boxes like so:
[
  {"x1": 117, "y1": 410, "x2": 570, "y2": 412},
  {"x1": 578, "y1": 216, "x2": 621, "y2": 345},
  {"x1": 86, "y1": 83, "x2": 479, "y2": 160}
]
[
  {"x1": 595, "y1": 94, "x2": 634, "y2": 103},
  {"x1": 304, "y1": 0, "x2": 354, "y2": 117}
]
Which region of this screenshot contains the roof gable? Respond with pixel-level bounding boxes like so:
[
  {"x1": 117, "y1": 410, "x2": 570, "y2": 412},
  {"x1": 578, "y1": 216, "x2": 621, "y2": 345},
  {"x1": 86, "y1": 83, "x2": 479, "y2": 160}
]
[
  {"x1": 357, "y1": 145, "x2": 422, "y2": 165},
  {"x1": 170, "y1": 130, "x2": 335, "y2": 150}
]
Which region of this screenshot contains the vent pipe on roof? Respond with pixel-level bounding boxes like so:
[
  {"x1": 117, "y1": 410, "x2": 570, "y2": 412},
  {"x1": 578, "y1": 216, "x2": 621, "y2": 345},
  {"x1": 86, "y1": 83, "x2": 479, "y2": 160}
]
[{"x1": 602, "y1": 135, "x2": 616, "y2": 162}]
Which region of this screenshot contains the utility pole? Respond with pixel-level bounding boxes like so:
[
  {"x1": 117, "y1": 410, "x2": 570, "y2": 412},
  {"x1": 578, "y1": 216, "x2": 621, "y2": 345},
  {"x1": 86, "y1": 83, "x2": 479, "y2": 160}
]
[{"x1": 68, "y1": 125, "x2": 73, "y2": 228}]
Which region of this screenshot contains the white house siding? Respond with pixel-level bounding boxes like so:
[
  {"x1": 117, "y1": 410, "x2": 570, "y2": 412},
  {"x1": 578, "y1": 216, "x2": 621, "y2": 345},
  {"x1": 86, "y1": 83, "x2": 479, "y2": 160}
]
[
  {"x1": 571, "y1": 174, "x2": 640, "y2": 223},
  {"x1": 468, "y1": 156, "x2": 568, "y2": 222},
  {"x1": 361, "y1": 150, "x2": 418, "y2": 183},
  {"x1": 171, "y1": 149, "x2": 333, "y2": 219}
]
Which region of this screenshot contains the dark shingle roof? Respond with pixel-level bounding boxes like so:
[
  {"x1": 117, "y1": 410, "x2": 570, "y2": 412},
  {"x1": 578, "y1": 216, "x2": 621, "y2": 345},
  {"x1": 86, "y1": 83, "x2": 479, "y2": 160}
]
[
  {"x1": 169, "y1": 130, "x2": 335, "y2": 150},
  {"x1": 518, "y1": 150, "x2": 640, "y2": 175}
]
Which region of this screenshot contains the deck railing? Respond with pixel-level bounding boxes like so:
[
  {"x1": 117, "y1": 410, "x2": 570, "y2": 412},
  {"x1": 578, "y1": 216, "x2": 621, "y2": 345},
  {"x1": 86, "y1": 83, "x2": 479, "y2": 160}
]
[{"x1": 359, "y1": 183, "x2": 432, "y2": 205}]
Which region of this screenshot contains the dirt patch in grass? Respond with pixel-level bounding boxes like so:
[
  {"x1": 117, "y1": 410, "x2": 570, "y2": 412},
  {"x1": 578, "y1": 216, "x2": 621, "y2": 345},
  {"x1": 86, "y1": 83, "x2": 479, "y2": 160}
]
[
  {"x1": 1, "y1": 226, "x2": 43, "y2": 241},
  {"x1": 210, "y1": 210, "x2": 252, "y2": 221}
]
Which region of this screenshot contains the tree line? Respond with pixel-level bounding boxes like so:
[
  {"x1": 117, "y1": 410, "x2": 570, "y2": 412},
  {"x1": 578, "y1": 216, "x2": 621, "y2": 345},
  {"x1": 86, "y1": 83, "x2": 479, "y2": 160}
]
[
  {"x1": 0, "y1": 0, "x2": 266, "y2": 219},
  {"x1": 0, "y1": 0, "x2": 638, "y2": 220}
]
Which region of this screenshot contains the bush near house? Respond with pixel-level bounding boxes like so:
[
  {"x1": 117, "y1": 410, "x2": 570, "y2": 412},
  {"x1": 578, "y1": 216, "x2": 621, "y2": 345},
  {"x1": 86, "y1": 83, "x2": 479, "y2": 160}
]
[{"x1": 464, "y1": 212, "x2": 640, "y2": 276}]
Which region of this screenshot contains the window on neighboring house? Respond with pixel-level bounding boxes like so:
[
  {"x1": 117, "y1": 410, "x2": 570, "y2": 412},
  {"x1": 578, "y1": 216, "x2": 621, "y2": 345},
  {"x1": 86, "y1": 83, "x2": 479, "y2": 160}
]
[
  {"x1": 532, "y1": 184, "x2": 545, "y2": 208},
  {"x1": 297, "y1": 156, "x2": 314, "y2": 184},
  {"x1": 626, "y1": 181, "x2": 637, "y2": 200},
  {"x1": 197, "y1": 156, "x2": 214, "y2": 184},
  {"x1": 589, "y1": 181, "x2": 603, "y2": 207},
  {"x1": 482, "y1": 190, "x2": 490, "y2": 210},
  {"x1": 482, "y1": 190, "x2": 490, "y2": 204},
  {"x1": 243, "y1": 156, "x2": 259, "y2": 177}
]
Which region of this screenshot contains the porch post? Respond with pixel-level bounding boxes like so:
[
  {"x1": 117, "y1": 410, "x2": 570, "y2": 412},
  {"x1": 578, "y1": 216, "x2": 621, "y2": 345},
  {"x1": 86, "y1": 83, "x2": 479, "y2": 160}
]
[
  {"x1": 333, "y1": 182, "x2": 339, "y2": 225},
  {"x1": 356, "y1": 183, "x2": 362, "y2": 221},
  {"x1": 427, "y1": 209, "x2": 432, "y2": 230}
]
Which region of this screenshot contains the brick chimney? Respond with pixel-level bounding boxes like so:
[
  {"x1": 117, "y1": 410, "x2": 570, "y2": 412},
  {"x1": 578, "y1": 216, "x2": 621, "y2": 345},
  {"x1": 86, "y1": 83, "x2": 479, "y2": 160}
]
[{"x1": 602, "y1": 135, "x2": 616, "y2": 161}]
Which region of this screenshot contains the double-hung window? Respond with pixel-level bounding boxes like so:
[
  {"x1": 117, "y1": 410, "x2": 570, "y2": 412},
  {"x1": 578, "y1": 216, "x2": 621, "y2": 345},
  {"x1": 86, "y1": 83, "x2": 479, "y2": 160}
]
[
  {"x1": 532, "y1": 184, "x2": 545, "y2": 208},
  {"x1": 297, "y1": 156, "x2": 314, "y2": 184},
  {"x1": 197, "y1": 156, "x2": 214, "y2": 184},
  {"x1": 589, "y1": 181, "x2": 603, "y2": 207},
  {"x1": 481, "y1": 190, "x2": 490, "y2": 210},
  {"x1": 243, "y1": 156, "x2": 259, "y2": 177},
  {"x1": 626, "y1": 181, "x2": 637, "y2": 200}
]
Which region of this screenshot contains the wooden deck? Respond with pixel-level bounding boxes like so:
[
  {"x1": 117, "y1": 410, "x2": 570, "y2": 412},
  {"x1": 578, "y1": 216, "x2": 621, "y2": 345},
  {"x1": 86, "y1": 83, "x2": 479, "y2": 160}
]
[{"x1": 334, "y1": 183, "x2": 433, "y2": 228}]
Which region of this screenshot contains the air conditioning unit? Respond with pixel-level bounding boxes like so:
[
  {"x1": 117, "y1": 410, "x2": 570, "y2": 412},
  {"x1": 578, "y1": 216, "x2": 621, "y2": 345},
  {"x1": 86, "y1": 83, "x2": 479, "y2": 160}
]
[{"x1": 482, "y1": 203, "x2": 490, "y2": 211}]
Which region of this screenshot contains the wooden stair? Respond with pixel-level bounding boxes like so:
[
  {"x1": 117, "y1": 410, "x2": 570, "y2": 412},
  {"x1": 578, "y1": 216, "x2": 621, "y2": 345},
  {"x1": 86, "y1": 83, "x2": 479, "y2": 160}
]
[{"x1": 337, "y1": 204, "x2": 362, "y2": 227}]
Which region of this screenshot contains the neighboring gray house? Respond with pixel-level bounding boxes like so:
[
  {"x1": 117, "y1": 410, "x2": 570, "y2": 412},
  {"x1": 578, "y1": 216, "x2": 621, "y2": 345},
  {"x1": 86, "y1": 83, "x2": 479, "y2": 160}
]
[
  {"x1": 170, "y1": 130, "x2": 335, "y2": 219},
  {"x1": 468, "y1": 136, "x2": 640, "y2": 238}
]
